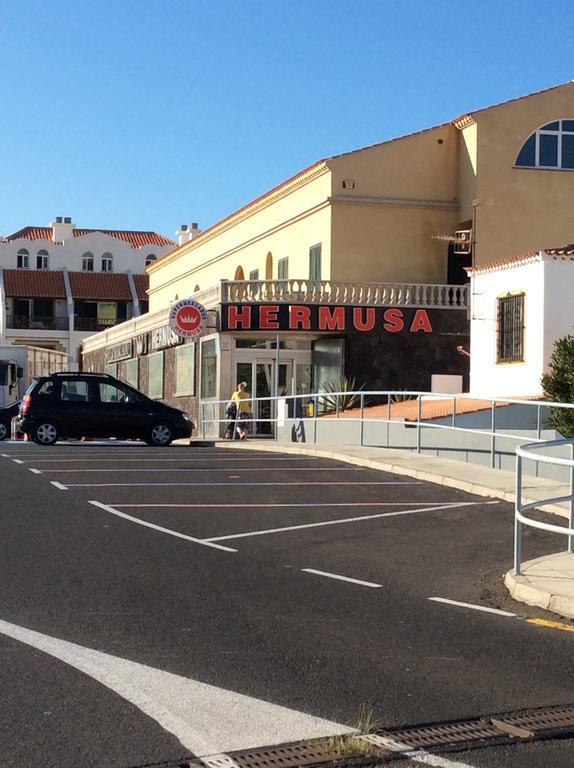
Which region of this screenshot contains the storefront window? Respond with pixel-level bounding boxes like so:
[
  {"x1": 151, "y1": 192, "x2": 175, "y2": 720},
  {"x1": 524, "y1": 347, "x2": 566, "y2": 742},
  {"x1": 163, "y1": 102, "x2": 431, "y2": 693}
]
[
  {"x1": 124, "y1": 358, "x2": 139, "y2": 389},
  {"x1": 200, "y1": 338, "x2": 217, "y2": 398},
  {"x1": 176, "y1": 343, "x2": 196, "y2": 396},
  {"x1": 235, "y1": 338, "x2": 312, "y2": 350},
  {"x1": 312, "y1": 338, "x2": 343, "y2": 393},
  {"x1": 148, "y1": 351, "x2": 164, "y2": 399},
  {"x1": 105, "y1": 363, "x2": 117, "y2": 377}
]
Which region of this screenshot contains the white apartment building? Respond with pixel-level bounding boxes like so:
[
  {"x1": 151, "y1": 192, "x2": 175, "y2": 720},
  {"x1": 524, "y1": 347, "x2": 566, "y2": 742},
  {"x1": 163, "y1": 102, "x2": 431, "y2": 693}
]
[{"x1": 0, "y1": 216, "x2": 176, "y2": 365}]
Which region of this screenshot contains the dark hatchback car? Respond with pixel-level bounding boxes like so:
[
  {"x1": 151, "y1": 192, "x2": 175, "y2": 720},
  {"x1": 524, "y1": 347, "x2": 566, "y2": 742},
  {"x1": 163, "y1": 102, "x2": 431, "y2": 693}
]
[
  {"x1": 0, "y1": 401, "x2": 19, "y2": 440},
  {"x1": 17, "y1": 372, "x2": 194, "y2": 446}
]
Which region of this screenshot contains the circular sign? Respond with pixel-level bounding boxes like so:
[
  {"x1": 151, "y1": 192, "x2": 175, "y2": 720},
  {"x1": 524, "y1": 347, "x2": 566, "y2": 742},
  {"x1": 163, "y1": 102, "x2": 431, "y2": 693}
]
[{"x1": 169, "y1": 298, "x2": 208, "y2": 338}]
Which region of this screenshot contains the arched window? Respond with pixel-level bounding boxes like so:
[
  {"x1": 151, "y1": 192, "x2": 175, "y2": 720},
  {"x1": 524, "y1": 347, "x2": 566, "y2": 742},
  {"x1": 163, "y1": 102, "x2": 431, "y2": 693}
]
[
  {"x1": 36, "y1": 249, "x2": 49, "y2": 270},
  {"x1": 234, "y1": 265, "x2": 245, "y2": 280},
  {"x1": 101, "y1": 252, "x2": 113, "y2": 272},
  {"x1": 82, "y1": 252, "x2": 94, "y2": 272},
  {"x1": 17, "y1": 248, "x2": 29, "y2": 269},
  {"x1": 145, "y1": 254, "x2": 157, "y2": 267},
  {"x1": 265, "y1": 251, "x2": 273, "y2": 279},
  {"x1": 516, "y1": 120, "x2": 574, "y2": 169}
]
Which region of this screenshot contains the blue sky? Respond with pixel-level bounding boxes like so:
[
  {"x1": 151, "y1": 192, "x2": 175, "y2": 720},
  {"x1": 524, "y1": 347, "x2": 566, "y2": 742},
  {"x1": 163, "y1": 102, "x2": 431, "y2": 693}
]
[{"x1": 2, "y1": 0, "x2": 574, "y2": 240}]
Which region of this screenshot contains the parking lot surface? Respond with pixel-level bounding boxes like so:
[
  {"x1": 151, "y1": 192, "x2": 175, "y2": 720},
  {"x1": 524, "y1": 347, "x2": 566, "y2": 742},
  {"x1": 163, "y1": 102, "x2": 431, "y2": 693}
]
[{"x1": 1, "y1": 441, "x2": 573, "y2": 768}]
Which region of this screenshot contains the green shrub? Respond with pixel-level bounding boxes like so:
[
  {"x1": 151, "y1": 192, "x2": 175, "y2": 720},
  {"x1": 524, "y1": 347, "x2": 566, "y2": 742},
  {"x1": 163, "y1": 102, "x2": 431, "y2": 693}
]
[
  {"x1": 541, "y1": 335, "x2": 574, "y2": 437},
  {"x1": 319, "y1": 375, "x2": 363, "y2": 412}
]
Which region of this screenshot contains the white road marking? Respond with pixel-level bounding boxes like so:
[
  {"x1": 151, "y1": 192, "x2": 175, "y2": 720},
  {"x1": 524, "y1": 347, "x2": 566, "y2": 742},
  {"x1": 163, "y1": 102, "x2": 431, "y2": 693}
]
[
  {"x1": 205, "y1": 502, "x2": 494, "y2": 543},
  {"x1": 301, "y1": 568, "x2": 382, "y2": 588},
  {"x1": 50, "y1": 481, "x2": 68, "y2": 490},
  {"x1": 113, "y1": 500, "x2": 445, "y2": 509},
  {"x1": 88, "y1": 500, "x2": 238, "y2": 553},
  {"x1": 12, "y1": 458, "x2": 23, "y2": 464},
  {"x1": 62, "y1": 481, "x2": 410, "y2": 488},
  {"x1": 428, "y1": 597, "x2": 516, "y2": 617},
  {"x1": 41, "y1": 466, "x2": 362, "y2": 473},
  {"x1": 360, "y1": 734, "x2": 474, "y2": 766},
  {"x1": 0, "y1": 617, "x2": 353, "y2": 755},
  {"x1": 29, "y1": 468, "x2": 42, "y2": 474},
  {"x1": 1, "y1": 453, "x2": 9, "y2": 457},
  {"x1": 23, "y1": 457, "x2": 328, "y2": 464}
]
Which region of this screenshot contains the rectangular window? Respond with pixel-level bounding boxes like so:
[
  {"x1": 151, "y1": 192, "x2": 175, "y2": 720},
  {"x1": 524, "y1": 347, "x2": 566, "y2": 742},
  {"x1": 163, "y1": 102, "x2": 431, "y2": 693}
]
[
  {"x1": 277, "y1": 258, "x2": 289, "y2": 279},
  {"x1": 539, "y1": 133, "x2": 558, "y2": 167},
  {"x1": 101, "y1": 256, "x2": 113, "y2": 272},
  {"x1": 60, "y1": 380, "x2": 90, "y2": 402},
  {"x1": 124, "y1": 358, "x2": 139, "y2": 389},
  {"x1": 175, "y1": 343, "x2": 196, "y2": 396},
  {"x1": 82, "y1": 255, "x2": 94, "y2": 271},
  {"x1": 309, "y1": 244, "x2": 322, "y2": 280},
  {"x1": 497, "y1": 294, "x2": 525, "y2": 363},
  {"x1": 200, "y1": 338, "x2": 217, "y2": 398},
  {"x1": 17, "y1": 253, "x2": 29, "y2": 269},
  {"x1": 147, "y1": 351, "x2": 164, "y2": 399},
  {"x1": 36, "y1": 254, "x2": 49, "y2": 269},
  {"x1": 105, "y1": 363, "x2": 118, "y2": 378}
]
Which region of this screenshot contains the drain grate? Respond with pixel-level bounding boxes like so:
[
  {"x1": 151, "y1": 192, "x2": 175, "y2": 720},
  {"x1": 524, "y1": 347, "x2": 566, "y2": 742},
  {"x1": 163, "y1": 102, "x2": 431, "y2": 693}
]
[
  {"x1": 375, "y1": 718, "x2": 503, "y2": 751},
  {"x1": 129, "y1": 704, "x2": 574, "y2": 768}
]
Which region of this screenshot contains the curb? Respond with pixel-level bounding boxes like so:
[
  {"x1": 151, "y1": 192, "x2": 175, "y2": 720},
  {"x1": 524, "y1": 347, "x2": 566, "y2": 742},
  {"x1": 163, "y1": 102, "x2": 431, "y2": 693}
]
[{"x1": 504, "y1": 563, "x2": 574, "y2": 620}]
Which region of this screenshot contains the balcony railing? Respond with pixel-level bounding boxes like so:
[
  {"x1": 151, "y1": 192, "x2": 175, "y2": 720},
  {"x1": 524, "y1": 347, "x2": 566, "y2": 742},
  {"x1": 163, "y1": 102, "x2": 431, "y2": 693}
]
[
  {"x1": 6, "y1": 315, "x2": 69, "y2": 331},
  {"x1": 219, "y1": 279, "x2": 469, "y2": 308},
  {"x1": 74, "y1": 317, "x2": 119, "y2": 332}
]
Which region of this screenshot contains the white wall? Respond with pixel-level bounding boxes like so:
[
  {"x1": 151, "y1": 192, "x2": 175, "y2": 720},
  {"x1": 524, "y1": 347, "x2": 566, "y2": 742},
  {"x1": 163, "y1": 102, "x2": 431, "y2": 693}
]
[
  {"x1": 470, "y1": 257, "x2": 545, "y2": 397},
  {"x1": 0, "y1": 231, "x2": 172, "y2": 274},
  {"x1": 470, "y1": 255, "x2": 574, "y2": 398}
]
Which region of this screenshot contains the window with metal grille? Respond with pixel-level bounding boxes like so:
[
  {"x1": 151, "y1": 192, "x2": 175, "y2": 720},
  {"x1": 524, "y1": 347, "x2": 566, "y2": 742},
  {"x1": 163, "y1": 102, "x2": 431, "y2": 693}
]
[{"x1": 497, "y1": 294, "x2": 525, "y2": 363}]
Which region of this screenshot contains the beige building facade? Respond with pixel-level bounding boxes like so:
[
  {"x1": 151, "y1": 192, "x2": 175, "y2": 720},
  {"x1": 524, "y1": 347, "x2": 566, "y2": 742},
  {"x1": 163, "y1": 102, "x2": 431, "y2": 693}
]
[{"x1": 148, "y1": 81, "x2": 574, "y2": 309}]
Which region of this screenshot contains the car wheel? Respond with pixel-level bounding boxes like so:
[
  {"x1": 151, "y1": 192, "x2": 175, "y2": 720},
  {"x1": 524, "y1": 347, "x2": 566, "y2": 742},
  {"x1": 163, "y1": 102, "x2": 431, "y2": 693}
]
[
  {"x1": 0, "y1": 420, "x2": 8, "y2": 441},
  {"x1": 33, "y1": 421, "x2": 60, "y2": 446},
  {"x1": 146, "y1": 422, "x2": 173, "y2": 447}
]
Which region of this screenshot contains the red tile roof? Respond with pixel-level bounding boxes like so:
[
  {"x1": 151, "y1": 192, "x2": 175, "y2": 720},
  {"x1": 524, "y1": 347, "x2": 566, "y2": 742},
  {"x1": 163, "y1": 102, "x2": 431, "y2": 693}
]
[
  {"x1": 324, "y1": 396, "x2": 539, "y2": 422},
  {"x1": 68, "y1": 272, "x2": 134, "y2": 301},
  {"x1": 468, "y1": 244, "x2": 574, "y2": 275},
  {"x1": 132, "y1": 273, "x2": 149, "y2": 301},
  {"x1": 3, "y1": 269, "x2": 67, "y2": 298},
  {"x1": 5, "y1": 226, "x2": 175, "y2": 249}
]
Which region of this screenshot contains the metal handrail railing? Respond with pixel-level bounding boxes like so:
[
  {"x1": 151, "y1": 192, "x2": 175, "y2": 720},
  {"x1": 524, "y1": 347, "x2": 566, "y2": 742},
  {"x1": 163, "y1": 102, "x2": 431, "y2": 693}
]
[
  {"x1": 200, "y1": 389, "x2": 574, "y2": 457},
  {"x1": 514, "y1": 439, "x2": 574, "y2": 575}
]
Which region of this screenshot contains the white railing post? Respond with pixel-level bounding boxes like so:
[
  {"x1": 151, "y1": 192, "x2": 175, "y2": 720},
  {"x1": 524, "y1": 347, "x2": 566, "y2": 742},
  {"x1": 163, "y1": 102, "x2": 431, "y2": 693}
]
[
  {"x1": 201, "y1": 402, "x2": 206, "y2": 440},
  {"x1": 360, "y1": 393, "x2": 364, "y2": 446},
  {"x1": 490, "y1": 401, "x2": 496, "y2": 468},
  {"x1": 313, "y1": 395, "x2": 318, "y2": 444},
  {"x1": 416, "y1": 395, "x2": 422, "y2": 453},
  {"x1": 514, "y1": 453, "x2": 523, "y2": 575}
]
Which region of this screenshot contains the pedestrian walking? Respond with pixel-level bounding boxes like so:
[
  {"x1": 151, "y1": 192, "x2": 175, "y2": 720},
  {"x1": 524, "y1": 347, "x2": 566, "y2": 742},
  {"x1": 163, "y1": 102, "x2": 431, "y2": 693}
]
[{"x1": 230, "y1": 381, "x2": 251, "y2": 440}]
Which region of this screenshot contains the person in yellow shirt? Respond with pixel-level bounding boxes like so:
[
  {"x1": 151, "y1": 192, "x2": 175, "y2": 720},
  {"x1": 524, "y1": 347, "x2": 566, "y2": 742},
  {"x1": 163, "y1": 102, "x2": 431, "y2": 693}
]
[{"x1": 231, "y1": 381, "x2": 250, "y2": 440}]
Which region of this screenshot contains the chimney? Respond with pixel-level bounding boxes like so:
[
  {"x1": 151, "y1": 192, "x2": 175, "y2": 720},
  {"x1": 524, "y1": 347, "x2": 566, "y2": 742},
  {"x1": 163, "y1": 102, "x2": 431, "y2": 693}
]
[
  {"x1": 51, "y1": 215, "x2": 75, "y2": 243},
  {"x1": 176, "y1": 222, "x2": 202, "y2": 246}
]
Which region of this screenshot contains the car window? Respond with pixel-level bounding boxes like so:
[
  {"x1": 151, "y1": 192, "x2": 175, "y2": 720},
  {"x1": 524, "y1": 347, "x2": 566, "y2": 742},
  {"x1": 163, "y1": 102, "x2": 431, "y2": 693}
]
[
  {"x1": 98, "y1": 382, "x2": 136, "y2": 404},
  {"x1": 35, "y1": 380, "x2": 55, "y2": 397},
  {"x1": 60, "y1": 380, "x2": 91, "y2": 402}
]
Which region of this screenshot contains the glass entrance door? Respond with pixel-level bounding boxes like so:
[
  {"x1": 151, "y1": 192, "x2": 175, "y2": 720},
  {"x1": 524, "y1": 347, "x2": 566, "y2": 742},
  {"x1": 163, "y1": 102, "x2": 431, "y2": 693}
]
[{"x1": 235, "y1": 360, "x2": 293, "y2": 436}]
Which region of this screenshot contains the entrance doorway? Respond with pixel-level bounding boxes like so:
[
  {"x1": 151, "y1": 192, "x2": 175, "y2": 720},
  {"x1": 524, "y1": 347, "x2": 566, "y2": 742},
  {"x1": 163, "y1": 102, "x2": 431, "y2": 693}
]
[{"x1": 234, "y1": 355, "x2": 312, "y2": 436}]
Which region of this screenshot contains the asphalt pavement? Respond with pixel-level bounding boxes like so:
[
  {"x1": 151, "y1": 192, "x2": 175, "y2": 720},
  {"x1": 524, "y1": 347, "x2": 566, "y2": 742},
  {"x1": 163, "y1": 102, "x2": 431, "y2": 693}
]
[{"x1": 0, "y1": 441, "x2": 573, "y2": 768}]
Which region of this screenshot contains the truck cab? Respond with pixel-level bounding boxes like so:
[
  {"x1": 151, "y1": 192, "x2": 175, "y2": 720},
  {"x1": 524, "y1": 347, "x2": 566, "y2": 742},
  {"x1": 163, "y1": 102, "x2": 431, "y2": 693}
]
[{"x1": 0, "y1": 359, "x2": 24, "y2": 408}]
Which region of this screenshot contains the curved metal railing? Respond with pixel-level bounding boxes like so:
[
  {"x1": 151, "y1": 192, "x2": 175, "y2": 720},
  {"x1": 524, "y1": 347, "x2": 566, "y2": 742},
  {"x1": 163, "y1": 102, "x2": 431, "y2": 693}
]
[{"x1": 514, "y1": 439, "x2": 574, "y2": 574}]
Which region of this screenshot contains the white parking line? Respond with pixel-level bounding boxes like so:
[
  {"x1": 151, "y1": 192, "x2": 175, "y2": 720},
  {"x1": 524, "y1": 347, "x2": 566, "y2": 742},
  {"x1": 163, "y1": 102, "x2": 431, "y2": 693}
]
[
  {"x1": 112, "y1": 499, "x2": 432, "y2": 509},
  {"x1": 50, "y1": 481, "x2": 68, "y2": 490},
  {"x1": 88, "y1": 501, "x2": 237, "y2": 553},
  {"x1": 22, "y1": 457, "x2": 329, "y2": 464},
  {"x1": 62, "y1": 481, "x2": 416, "y2": 488},
  {"x1": 12, "y1": 459, "x2": 23, "y2": 464},
  {"x1": 428, "y1": 597, "x2": 516, "y2": 617},
  {"x1": 204, "y1": 502, "x2": 495, "y2": 543},
  {"x1": 301, "y1": 568, "x2": 382, "y2": 589},
  {"x1": 29, "y1": 468, "x2": 42, "y2": 474},
  {"x1": 40, "y1": 466, "x2": 363, "y2": 473}
]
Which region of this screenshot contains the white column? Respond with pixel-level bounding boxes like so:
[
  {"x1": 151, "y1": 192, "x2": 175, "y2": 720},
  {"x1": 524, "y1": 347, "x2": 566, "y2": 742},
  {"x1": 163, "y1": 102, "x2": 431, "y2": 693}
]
[
  {"x1": 126, "y1": 271, "x2": 140, "y2": 316},
  {"x1": 62, "y1": 268, "x2": 75, "y2": 368}
]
